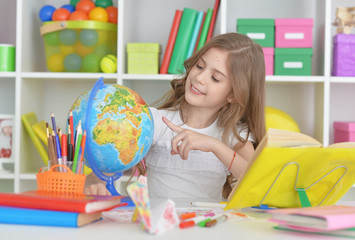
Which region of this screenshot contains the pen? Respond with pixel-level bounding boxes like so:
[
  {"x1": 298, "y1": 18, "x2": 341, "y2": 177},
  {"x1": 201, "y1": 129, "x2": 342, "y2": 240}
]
[
  {"x1": 67, "y1": 143, "x2": 73, "y2": 170},
  {"x1": 61, "y1": 133, "x2": 67, "y2": 168},
  {"x1": 180, "y1": 212, "x2": 196, "y2": 220},
  {"x1": 179, "y1": 213, "x2": 215, "y2": 229},
  {"x1": 205, "y1": 214, "x2": 228, "y2": 227},
  {"x1": 69, "y1": 111, "x2": 74, "y2": 146},
  {"x1": 190, "y1": 202, "x2": 227, "y2": 208}
]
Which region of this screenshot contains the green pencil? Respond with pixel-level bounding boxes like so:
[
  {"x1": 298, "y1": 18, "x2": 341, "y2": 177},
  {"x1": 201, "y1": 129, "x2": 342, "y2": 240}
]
[{"x1": 72, "y1": 128, "x2": 82, "y2": 173}]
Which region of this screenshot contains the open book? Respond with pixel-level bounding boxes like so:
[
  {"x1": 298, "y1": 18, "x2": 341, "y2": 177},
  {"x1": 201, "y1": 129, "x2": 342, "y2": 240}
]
[{"x1": 225, "y1": 128, "x2": 355, "y2": 210}]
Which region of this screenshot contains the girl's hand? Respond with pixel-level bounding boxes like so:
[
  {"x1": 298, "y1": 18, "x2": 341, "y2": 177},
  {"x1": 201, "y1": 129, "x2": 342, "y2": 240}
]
[
  {"x1": 162, "y1": 116, "x2": 216, "y2": 160},
  {"x1": 84, "y1": 183, "x2": 111, "y2": 196}
]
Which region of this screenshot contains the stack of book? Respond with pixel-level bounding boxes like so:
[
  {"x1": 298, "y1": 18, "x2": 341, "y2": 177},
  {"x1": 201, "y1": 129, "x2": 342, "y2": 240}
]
[
  {"x1": 0, "y1": 190, "x2": 127, "y2": 227},
  {"x1": 160, "y1": 0, "x2": 220, "y2": 74},
  {"x1": 269, "y1": 205, "x2": 355, "y2": 238}
]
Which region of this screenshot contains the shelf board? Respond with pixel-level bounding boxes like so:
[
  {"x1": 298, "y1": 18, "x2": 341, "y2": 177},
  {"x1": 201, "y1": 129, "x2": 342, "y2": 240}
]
[
  {"x1": 0, "y1": 72, "x2": 16, "y2": 78},
  {"x1": 330, "y1": 77, "x2": 355, "y2": 83},
  {"x1": 123, "y1": 74, "x2": 177, "y2": 81},
  {"x1": 19, "y1": 173, "x2": 37, "y2": 180},
  {"x1": 266, "y1": 76, "x2": 324, "y2": 83},
  {"x1": 20, "y1": 72, "x2": 118, "y2": 80},
  {"x1": 0, "y1": 173, "x2": 15, "y2": 179}
]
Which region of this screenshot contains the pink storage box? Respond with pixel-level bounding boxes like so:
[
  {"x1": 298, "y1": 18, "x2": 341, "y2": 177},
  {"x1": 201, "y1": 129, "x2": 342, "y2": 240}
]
[
  {"x1": 333, "y1": 121, "x2": 355, "y2": 143},
  {"x1": 275, "y1": 18, "x2": 313, "y2": 48},
  {"x1": 263, "y1": 47, "x2": 274, "y2": 75}
]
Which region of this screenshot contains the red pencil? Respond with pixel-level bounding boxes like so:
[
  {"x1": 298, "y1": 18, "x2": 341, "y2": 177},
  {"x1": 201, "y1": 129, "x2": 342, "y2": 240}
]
[
  {"x1": 69, "y1": 111, "x2": 74, "y2": 146},
  {"x1": 77, "y1": 130, "x2": 87, "y2": 174},
  {"x1": 61, "y1": 134, "x2": 67, "y2": 168}
]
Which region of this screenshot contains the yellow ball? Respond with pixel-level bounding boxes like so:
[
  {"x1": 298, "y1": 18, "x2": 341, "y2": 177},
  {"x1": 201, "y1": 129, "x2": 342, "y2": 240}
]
[
  {"x1": 265, "y1": 107, "x2": 300, "y2": 132},
  {"x1": 100, "y1": 54, "x2": 117, "y2": 73},
  {"x1": 60, "y1": 44, "x2": 75, "y2": 55},
  {"x1": 47, "y1": 53, "x2": 65, "y2": 72},
  {"x1": 89, "y1": 7, "x2": 109, "y2": 22}
]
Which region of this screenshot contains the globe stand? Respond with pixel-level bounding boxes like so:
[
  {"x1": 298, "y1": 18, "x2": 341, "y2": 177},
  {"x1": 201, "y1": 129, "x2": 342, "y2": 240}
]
[{"x1": 84, "y1": 77, "x2": 124, "y2": 196}]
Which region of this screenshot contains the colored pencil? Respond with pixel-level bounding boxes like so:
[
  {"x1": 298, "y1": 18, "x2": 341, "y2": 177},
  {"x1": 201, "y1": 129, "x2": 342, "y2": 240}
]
[
  {"x1": 77, "y1": 130, "x2": 87, "y2": 174},
  {"x1": 72, "y1": 128, "x2": 82, "y2": 173}
]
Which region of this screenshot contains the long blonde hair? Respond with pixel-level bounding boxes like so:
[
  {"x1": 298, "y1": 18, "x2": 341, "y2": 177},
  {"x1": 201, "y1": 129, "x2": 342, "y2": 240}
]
[{"x1": 132, "y1": 33, "x2": 266, "y2": 198}]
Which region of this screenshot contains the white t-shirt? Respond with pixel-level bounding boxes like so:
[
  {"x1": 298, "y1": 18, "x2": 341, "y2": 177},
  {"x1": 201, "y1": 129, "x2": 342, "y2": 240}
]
[{"x1": 145, "y1": 107, "x2": 253, "y2": 201}]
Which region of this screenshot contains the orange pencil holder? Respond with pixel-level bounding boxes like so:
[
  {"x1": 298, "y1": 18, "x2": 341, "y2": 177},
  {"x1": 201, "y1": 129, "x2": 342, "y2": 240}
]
[{"x1": 36, "y1": 164, "x2": 86, "y2": 194}]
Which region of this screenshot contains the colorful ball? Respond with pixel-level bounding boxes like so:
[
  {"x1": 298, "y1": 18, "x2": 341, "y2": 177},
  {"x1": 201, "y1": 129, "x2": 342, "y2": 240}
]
[
  {"x1": 44, "y1": 32, "x2": 60, "y2": 46},
  {"x1": 52, "y1": 8, "x2": 71, "y2": 21},
  {"x1": 74, "y1": 41, "x2": 94, "y2": 56},
  {"x1": 39, "y1": 5, "x2": 56, "y2": 22},
  {"x1": 105, "y1": 6, "x2": 118, "y2": 24},
  {"x1": 100, "y1": 54, "x2": 117, "y2": 73},
  {"x1": 79, "y1": 29, "x2": 98, "y2": 47},
  {"x1": 47, "y1": 53, "x2": 65, "y2": 72},
  {"x1": 95, "y1": 0, "x2": 113, "y2": 8},
  {"x1": 94, "y1": 44, "x2": 111, "y2": 58},
  {"x1": 69, "y1": 11, "x2": 89, "y2": 21},
  {"x1": 61, "y1": 4, "x2": 75, "y2": 13},
  {"x1": 82, "y1": 53, "x2": 100, "y2": 72},
  {"x1": 59, "y1": 29, "x2": 77, "y2": 46},
  {"x1": 64, "y1": 53, "x2": 82, "y2": 72},
  {"x1": 89, "y1": 7, "x2": 109, "y2": 22},
  {"x1": 70, "y1": 0, "x2": 81, "y2": 7},
  {"x1": 76, "y1": 0, "x2": 96, "y2": 14},
  {"x1": 60, "y1": 44, "x2": 75, "y2": 55}
]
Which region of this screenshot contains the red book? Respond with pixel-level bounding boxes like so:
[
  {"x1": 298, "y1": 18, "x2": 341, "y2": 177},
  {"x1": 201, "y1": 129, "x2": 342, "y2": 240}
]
[
  {"x1": 0, "y1": 191, "x2": 127, "y2": 213},
  {"x1": 206, "y1": 0, "x2": 221, "y2": 42},
  {"x1": 160, "y1": 9, "x2": 183, "y2": 74}
]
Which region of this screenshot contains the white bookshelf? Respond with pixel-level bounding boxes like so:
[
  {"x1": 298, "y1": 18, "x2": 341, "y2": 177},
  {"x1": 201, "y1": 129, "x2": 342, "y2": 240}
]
[{"x1": 0, "y1": 0, "x2": 353, "y2": 193}]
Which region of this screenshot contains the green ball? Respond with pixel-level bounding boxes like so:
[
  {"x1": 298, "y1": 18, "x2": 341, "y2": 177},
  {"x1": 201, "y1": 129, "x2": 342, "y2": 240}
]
[
  {"x1": 59, "y1": 29, "x2": 77, "y2": 46},
  {"x1": 95, "y1": 0, "x2": 113, "y2": 8},
  {"x1": 70, "y1": 0, "x2": 81, "y2": 7},
  {"x1": 64, "y1": 53, "x2": 82, "y2": 72},
  {"x1": 79, "y1": 29, "x2": 98, "y2": 47},
  {"x1": 44, "y1": 32, "x2": 60, "y2": 46},
  {"x1": 94, "y1": 44, "x2": 111, "y2": 58},
  {"x1": 82, "y1": 53, "x2": 100, "y2": 72}
]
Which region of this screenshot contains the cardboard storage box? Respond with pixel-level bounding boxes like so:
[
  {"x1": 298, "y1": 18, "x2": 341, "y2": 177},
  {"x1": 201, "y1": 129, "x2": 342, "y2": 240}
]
[
  {"x1": 275, "y1": 18, "x2": 313, "y2": 48},
  {"x1": 274, "y1": 48, "x2": 312, "y2": 75},
  {"x1": 237, "y1": 19, "x2": 275, "y2": 47},
  {"x1": 332, "y1": 34, "x2": 355, "y2": 76},
  {"x1": 263, "y1": 48, "x2": 274, "y2": 76},
  {"x1": 127, "y1": 43, "x2": 160, "y2": 74},
  {"x1": 334, "y1": 121, "x2": 355, "y2": 143}
]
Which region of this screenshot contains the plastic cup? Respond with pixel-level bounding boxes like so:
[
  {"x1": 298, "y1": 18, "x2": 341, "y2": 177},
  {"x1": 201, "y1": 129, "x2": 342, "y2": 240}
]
[{"x1": 0, "y1": 44, "x2": 15, "y2": 72}]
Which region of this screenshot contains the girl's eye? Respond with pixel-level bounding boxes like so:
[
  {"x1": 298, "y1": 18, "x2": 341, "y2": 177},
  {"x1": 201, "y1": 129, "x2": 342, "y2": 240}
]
[
  {"x1": 212, "y1": 75, "x2": 219, "y2": 82},
  {"x1": 196, "y1": 64, "x2": 202, "y2": 69}
]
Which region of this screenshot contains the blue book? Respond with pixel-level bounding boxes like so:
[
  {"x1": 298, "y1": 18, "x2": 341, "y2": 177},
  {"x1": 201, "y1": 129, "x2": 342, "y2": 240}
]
[
  {"x1": 186, "y1": 10, "x2": 204, "y2": 59},
  {"x1": 0, "y1": 206, "x2": 102, "y2": 227}
]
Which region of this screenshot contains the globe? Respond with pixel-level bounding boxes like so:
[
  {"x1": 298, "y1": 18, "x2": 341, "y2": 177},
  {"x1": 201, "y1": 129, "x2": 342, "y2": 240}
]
[{"x1": 69, "y1": 78, "x2": 154, "y2": 177}]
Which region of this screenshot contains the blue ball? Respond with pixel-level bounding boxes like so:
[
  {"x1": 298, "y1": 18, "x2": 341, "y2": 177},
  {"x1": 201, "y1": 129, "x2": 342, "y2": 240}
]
[
  {"x1": 59, "y1": 29, "x2": 77, "y2": 46},
  {"x1": 39, "y1": 5, "x2": 56, "y2": 22},
  {"x1": 79, "y1": 29, "x2": 98, "y2": 47},
  {"x1": 61, "y1": 4, "x2": 75, "y2": 13},
  {"x1": 64, "y1": 53, "x2": 82, "y2": 72}
]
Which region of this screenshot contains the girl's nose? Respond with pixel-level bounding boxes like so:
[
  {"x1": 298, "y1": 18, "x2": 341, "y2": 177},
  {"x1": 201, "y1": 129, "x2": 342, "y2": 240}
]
[{"x1": 196, "y1": 70, "x2": 206, "y2": 85}]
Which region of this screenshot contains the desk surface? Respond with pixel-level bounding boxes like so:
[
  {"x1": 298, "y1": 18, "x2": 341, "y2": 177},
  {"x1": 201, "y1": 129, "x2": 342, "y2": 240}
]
[{"x1": 2, "y1": 191, "x2": 355, "y2": 240}]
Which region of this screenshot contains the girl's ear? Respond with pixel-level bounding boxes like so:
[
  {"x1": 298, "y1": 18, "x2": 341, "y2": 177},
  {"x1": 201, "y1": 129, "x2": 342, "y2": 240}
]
[{"x1": 227, "y1": 95, "x2": 236, "y2": 103}]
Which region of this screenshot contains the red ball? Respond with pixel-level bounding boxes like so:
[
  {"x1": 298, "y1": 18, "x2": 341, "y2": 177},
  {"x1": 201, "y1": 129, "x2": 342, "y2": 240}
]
[
  {"x1": 76, "y1": 0, "x2": 95, "y2": 14},
  {"x1": 69, "y1": 10, "x2": 89, "y2": 21},
  {"x1": 105, "y1": 6, "x2": 117, "y2": 24},
  {"x1": 52, "y1": 8, "x2": 71, "y2": 21}
]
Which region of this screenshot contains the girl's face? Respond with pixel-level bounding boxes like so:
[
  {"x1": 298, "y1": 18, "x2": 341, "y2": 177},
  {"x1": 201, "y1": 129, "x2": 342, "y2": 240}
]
[{"x1": 185, "y1": 47, "x2": 234, "y2": 111}]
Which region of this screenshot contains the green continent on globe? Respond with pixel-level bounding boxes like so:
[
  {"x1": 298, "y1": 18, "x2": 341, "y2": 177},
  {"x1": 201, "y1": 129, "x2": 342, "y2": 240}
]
[{"x1": 93, "y1": 118, "x2": 141, "y2": 165}]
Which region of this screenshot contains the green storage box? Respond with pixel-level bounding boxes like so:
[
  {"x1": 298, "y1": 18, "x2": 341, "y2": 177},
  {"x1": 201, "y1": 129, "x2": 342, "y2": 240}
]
[
  {"x1": 237, "y1": 19, "x2": 275, "y2": 47},
  {"x1": 274, "y1": 48, "x2": 313, "y2": 76},
  {"x1": 127, "y1": 43, "x2": 160, "y2": 74}
]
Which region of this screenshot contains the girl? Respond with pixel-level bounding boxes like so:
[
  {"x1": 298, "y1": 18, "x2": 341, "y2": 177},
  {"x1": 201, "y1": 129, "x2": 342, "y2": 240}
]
[{"x1": 85, "y1": 32, "x2": 266, "y2": 200}]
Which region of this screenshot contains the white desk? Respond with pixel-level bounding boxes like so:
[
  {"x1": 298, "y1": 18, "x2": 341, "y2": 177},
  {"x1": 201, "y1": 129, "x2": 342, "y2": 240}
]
[{"x1": 2, "y1": 190, "x2": 355, "y2": 240}]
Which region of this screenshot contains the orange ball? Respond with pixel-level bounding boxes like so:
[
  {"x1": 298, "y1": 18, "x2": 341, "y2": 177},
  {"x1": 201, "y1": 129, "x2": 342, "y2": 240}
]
[
  {"x1": 89, "y1": 7, "x2": 108, "y2": 22},
  {"x1": 76, "y1": 0, "x2": 95, "y2": 14},
  {"x1": 105, "y1": 6, "x2": 117, "y2": 24},
  {"x1": 52, "y1": 8, "x2": 71, "y2": 21},
  {"x1": 69, "y1": 10, "x2": 89, "y2": 20}
]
